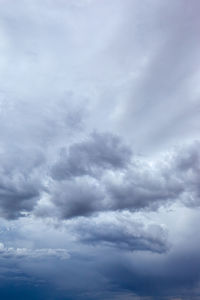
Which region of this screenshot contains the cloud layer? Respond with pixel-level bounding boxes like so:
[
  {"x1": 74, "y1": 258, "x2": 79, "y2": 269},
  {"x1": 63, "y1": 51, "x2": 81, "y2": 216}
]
[{"x1": 0, "y1": 0, "x2": 200, "y2": 299}]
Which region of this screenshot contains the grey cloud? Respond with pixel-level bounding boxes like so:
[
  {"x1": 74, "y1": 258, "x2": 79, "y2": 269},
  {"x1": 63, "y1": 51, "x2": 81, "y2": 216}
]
[
  {"x1": 0, "y1": 93, "x2": 86, "y2": 221},
  {"x1": 106, "y1": 160, "x2": 184, "y2": 212},
  {"x1": 2, "y1": 126, "x2": 184, "y2": 221},
  {"x1": 49, "y1": 139, "x2": 200, "y2": 219},
  {"x1": 1, "y1": 0, "x2": 200, "y2": 299},
  {"x1": 1, "y1": 0, "x2": 199, "y2": 223},
  {"x1": 100, "y1": 216, "x2": 200, "y2": 300},
  {"x1": 72, "y1": 216, "x2": 168, "y2": 254},
  {"x1": 6, "y1": 137, "x2": 199, "y2": 221},
  {"x1": 107, "y1": 141, "x2": 200, "y2": 212},
  {"x1": 0, "y1": 170, "x2": 42, "y2": 220},
  {"x1": 0, "y1": 183, "x2": 39, "y2": 220},
  {"x1": 50, "y1": 179, "x2": 105, "y2": 219},
  {"x1": 173, "y1": 141, "x2": 200, "y2": 207},
  {"x1": 106, "y1": 173, "x2": 182, "y2": 212},
  {"x1": 1, "y1": 210, "x2": 200, "y2": 300},
  {"x1": 51, "y1": 132, "x2": 132, "y2": 180},
  {"x1": 0, "y1": 147, "x2": 44, "y2": 220}
]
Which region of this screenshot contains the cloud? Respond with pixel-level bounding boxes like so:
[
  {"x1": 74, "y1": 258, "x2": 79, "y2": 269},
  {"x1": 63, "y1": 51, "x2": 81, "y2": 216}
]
[
  {"x1": 0, "y1": 0, "x2": 200, "y2": 299},
  {"x1": 48, "y1": 138, "x2": 200, "y2": 219},
  {"x1": 51, "y1": 131, "x2": 132, "y2": 180},
  {"x1": 0, "y1": 170, "x2": 42, "y2": 220},
  {"x1": 172, "y1": 141, "x2": 200, "y2": 207},
  {"x1": 0, "y1": 146, "x2": 44, "y2": 220},
  {"x1": 72, "y1": 213, "x2": 168, "y2": 253},
  {"x1": 106, "y1": 140, "x2": 200, "y2": 212},
  {"x1": 101, "y1": 234, "x2": 200, "y2": 300},
  {"x1": 0, "y1": 0, "x2": 199, "y2": 223},
  {"x1": 49, "y1": 178, "x2": 105, "y2": 219},
  {"x1": 0, "y1": 242, "x2": 69, "y2": 260},
  {"x1": 111, "y1": 0, "x2": 200, "y2": 153},
  {"x1": 0, "y1": 126, "x2": 199, "y2": 221}
]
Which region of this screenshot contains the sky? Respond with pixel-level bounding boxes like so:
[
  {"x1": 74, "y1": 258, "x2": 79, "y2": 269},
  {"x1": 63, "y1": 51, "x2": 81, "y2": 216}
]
[{"x1": 0, "y1": 0, "x2": 200, "y2": 299}]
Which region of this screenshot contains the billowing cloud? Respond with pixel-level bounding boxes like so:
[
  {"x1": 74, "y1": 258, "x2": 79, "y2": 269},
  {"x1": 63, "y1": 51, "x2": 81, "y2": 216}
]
[
  {"x1": 51, "y1": 132, "x2": 132, "y2": 180},
  {"x1": 47, "y1": 138, "x2": 200, "y2": 219},
  {"x1": 0, "y1": 126, "x2": 199, "y2": 224},
  {"x1": 49, "y1": 178, "x2": 105, "y2": 219}
]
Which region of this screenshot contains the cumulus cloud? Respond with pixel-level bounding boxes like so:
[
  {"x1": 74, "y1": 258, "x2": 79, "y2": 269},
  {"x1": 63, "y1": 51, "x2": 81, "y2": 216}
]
[
  {"x1": 49, "y1": 178, "x2": 105, "y2": 219},
  {"x1": 0, "y1": 0, "x2": 199, "y2": 223},
  {"x1": 0, "y1": 126, "x2": 199, "y2": 221},
  {"x1": 46, "y1": 138, "x2": 200, "y2": 219},
  {"x1": 106, "y1": 141, "x2": 200, "y2": 212},
  {"x1": 51, "y1": 131, "x2": 132, "y2": 180}
]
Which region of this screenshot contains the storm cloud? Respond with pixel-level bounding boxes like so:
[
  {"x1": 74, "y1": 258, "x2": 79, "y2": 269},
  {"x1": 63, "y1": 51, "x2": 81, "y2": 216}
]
[
  {"x1": 46, "y1": 139, "x2": 200, "y2": 219},
  {"x1": 0, "y1": 0, "x2": 200, "y2": 299},
  {"x1": 71, "y1": 214, "x2": 168, "y2": 253},
  {"x1": 51, "y1": 131, "x2": 132, "y2": 180}
]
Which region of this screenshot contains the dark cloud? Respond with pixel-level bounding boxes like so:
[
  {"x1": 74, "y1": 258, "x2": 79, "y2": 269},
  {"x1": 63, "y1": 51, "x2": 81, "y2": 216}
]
[
  {"x1": 0, "y1": 0, "x2": 200, "y2": 299},
  {"x1": 106, "y1": 169, "x2": 183, "y2": 212},
  {"x1": 72, "y1": 216, "x2": 168, "y2": 254},
  {"x1": 0, "y1": 150, "x2": 44, "y2": 220},
  {"x1": 1, "y1": 221, "x2": 199, "y2": 300},
  {"x1": 50, "y1": 179, "x2": 105, "y2": 219},
  {"x1": 0, "y1": 130, "x2": 49, "y2": 219},
  {"x1": 101, "y1": 243, "x2": 200, "y2": 300},
  {"x1": 51, "y1": 132, "x2": 132, "y2": 180},
  {"x1": 47, "y1": 138, "x2": 200, "y2": 219},
  {"x1": 0, "y1": 184, "x2": 39, "y2": 220},
  {"x1": 0, "y1": 129, "x2": 199, "y2": 221}
]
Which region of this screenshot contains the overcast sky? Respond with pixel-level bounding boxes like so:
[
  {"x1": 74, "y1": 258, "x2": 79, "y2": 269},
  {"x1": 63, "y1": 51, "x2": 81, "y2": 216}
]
[{"x1": 0, "y1": 0, "x2": 200, "y2": 299}]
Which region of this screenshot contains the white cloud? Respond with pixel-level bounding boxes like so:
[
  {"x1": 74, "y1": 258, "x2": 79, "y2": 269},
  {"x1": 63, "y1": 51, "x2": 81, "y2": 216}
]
[{"x1": 0, "y1": 242, "x2": 69, "y2": 260}]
